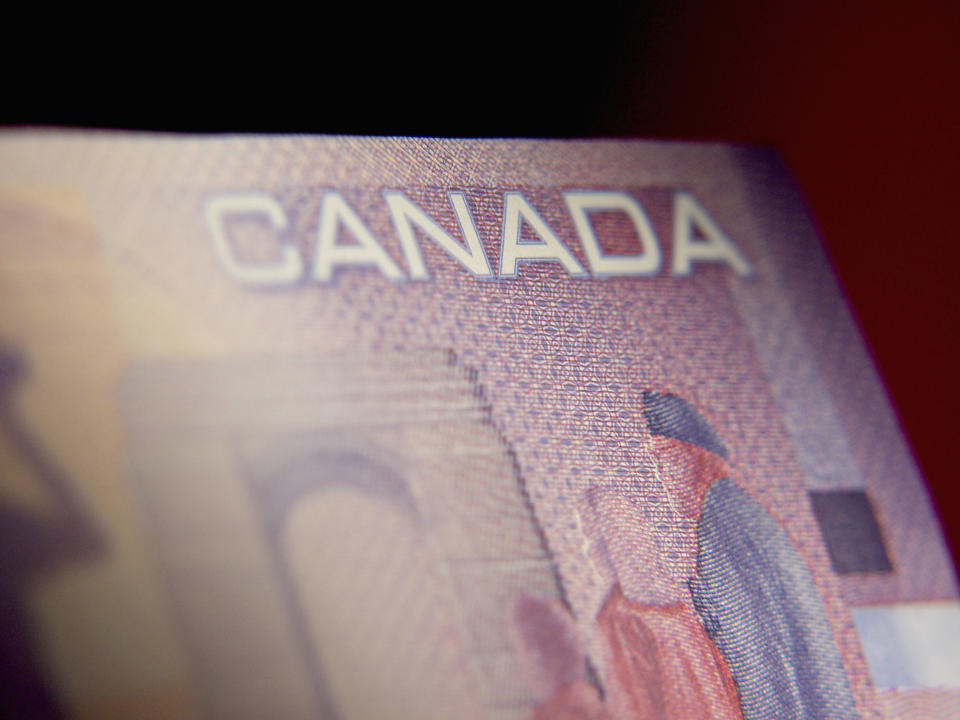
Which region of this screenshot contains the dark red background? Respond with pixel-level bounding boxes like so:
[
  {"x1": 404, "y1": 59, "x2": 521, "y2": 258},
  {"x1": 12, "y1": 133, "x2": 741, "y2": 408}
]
[
  {"x1": 620, "y1": 2, "x2": 960, "y2": 564},
  {"x1": 5, "y1": 0, "x2": 959, "y2": 563}
]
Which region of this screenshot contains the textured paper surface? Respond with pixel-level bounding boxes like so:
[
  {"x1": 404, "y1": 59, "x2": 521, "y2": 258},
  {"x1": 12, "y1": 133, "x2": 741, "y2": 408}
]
[{"x1": 0, "y1": 133, "x2": 956, "y2": 719}]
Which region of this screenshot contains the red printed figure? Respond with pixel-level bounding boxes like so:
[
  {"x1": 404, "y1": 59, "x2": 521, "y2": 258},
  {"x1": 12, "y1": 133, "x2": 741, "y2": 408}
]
[
  {"x1": 517, "y1": 390, "x2": 860, "y2": 720},
  {"x1": 514, "y1": 390, "x2": 743, "y2": 720}
]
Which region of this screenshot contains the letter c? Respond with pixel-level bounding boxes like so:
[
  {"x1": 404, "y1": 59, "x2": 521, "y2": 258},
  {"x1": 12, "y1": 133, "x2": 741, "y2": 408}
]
[{"x1": 205, "y1": 193, "x2": 302, "y2": 285}]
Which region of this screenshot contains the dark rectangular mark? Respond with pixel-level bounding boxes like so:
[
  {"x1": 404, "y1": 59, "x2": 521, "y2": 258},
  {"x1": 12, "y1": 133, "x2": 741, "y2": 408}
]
[{"x1": 808, "y1": 490, "x2": 893, "y2": 574}]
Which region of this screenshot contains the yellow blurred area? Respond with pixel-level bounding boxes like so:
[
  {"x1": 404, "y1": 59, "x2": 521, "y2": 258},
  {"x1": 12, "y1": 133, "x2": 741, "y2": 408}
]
[{"x1": 0, "y1": 184, "x2": 203, "y2": 718}]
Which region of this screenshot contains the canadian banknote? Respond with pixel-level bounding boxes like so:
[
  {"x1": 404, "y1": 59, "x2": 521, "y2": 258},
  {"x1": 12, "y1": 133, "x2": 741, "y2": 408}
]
[{"x1": 0, "y1": 133, "x2": 957, "y2": 719}]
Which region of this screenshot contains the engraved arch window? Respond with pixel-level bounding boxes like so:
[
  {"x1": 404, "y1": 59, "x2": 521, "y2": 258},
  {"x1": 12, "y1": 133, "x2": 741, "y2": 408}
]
[{"x1": 122, "y1": 350, "x2": 586, "y2": 720}]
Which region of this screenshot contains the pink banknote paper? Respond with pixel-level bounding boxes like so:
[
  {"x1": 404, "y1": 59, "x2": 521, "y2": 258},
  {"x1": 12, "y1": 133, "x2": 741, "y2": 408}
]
[{"x1": 0, "y1": 133, "x2": 957, "y2": 719}]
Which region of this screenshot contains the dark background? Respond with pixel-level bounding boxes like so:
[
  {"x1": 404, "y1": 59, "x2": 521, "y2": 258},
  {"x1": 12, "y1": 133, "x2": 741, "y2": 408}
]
[{"x1": 5, "y1": 1, "x2": 959, "y2": 562}]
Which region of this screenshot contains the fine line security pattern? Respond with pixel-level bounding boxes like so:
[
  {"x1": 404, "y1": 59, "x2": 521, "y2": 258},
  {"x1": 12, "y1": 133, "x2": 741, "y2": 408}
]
[{"x1": 0, "y1": 133, "x2": 956, "y2": 719}]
